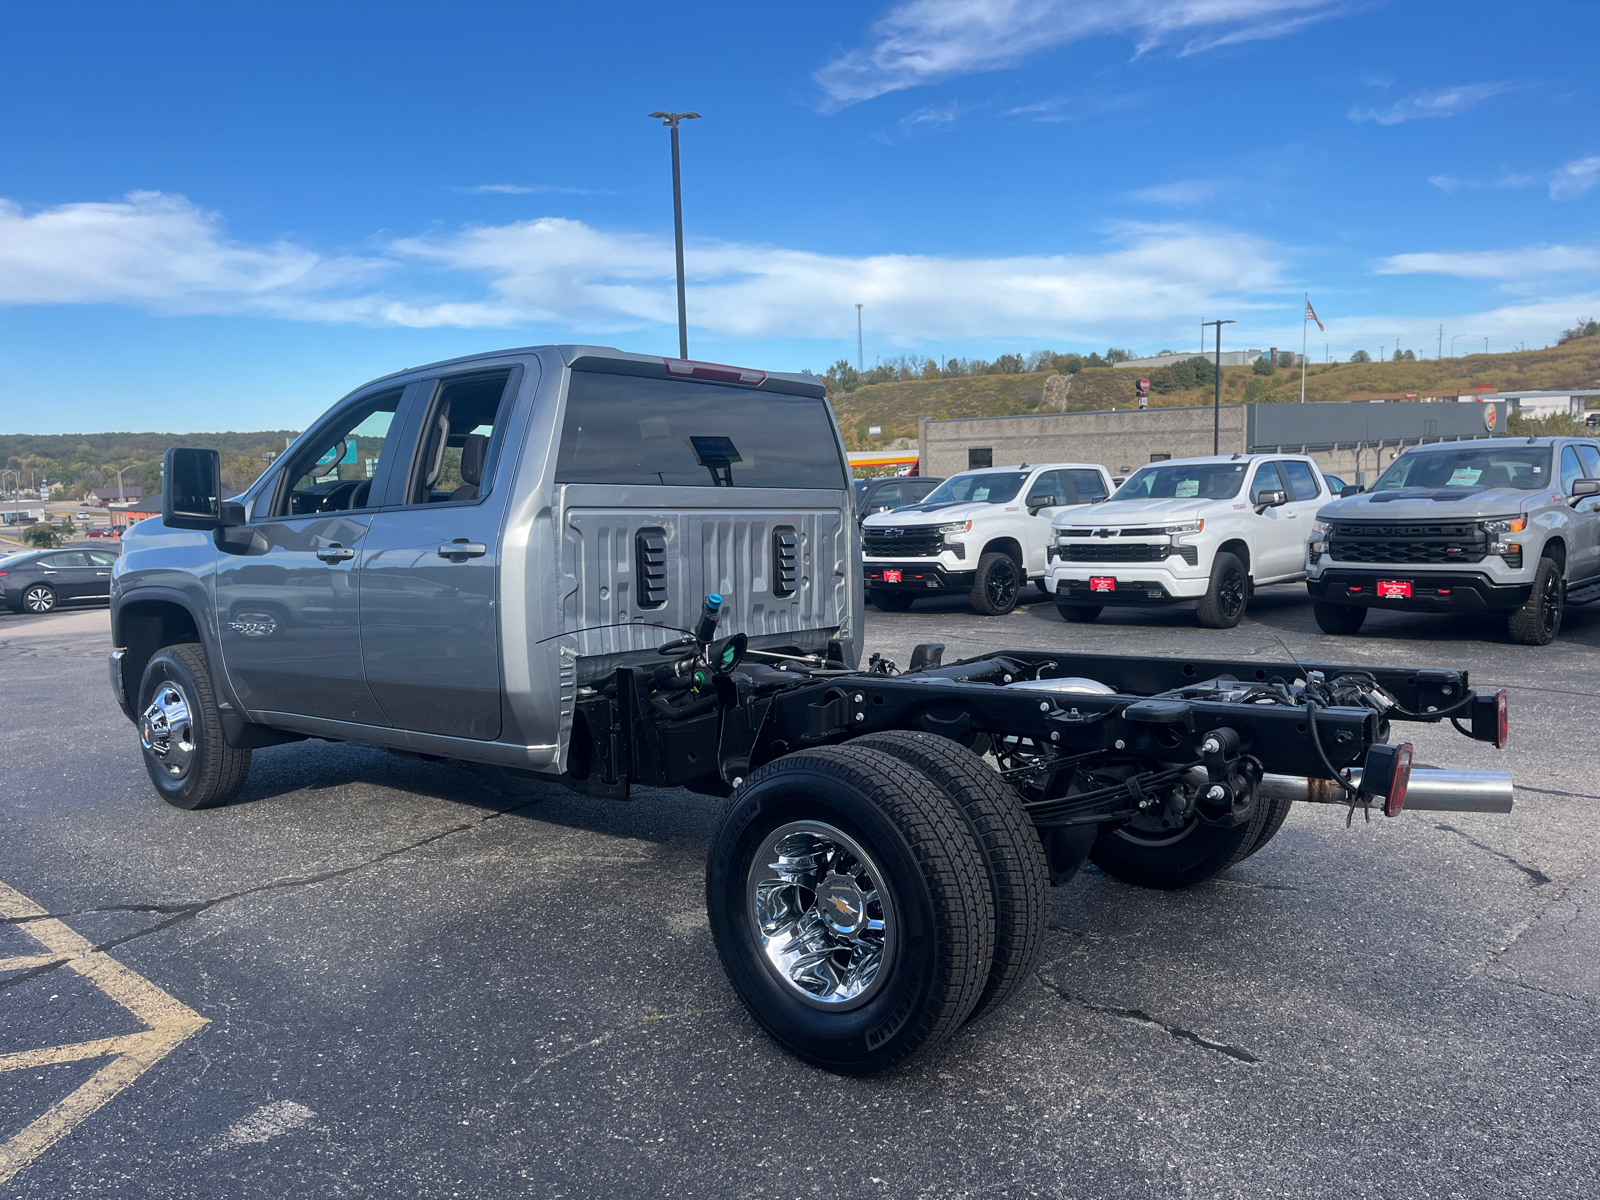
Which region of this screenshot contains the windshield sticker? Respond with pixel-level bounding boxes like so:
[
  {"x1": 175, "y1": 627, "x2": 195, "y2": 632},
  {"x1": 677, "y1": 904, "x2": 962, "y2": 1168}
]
[
  {"x1": 1174, "y1": 479, "x2": 1199, "y2": 498},
  {"x1": 1447, "y1": 467, "x2": 1482, "y2": 487},
  {"x1": 973, "y1": 488, "x2": 992, "y2": 501}
]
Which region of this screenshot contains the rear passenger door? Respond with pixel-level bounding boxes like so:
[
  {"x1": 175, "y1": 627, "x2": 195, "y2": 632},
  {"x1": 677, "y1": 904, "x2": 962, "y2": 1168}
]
[
  {"x1": 357, "y1": 365, "x2": 526, "y2": 742},
  {"x1": 85, "y1": 549, "x2": 117, "y2": 596}
]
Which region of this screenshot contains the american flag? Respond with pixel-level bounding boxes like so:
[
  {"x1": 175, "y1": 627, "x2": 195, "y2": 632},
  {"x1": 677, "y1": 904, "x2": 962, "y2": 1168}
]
[{"x1": 1305, "y1": 298, "x2": 1324, "y2": 332}]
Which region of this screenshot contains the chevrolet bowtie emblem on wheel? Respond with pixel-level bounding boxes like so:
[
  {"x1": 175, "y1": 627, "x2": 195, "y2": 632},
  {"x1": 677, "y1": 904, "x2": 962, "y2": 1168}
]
[{"x1": 829, "y1": 895, "x2": 857, "y2": 918}]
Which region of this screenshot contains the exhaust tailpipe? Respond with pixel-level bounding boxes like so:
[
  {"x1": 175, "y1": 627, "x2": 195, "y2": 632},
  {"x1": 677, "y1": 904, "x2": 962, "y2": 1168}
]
[{"x1": 1258, "y1": 768, "x2": 1513, "y2": 815}]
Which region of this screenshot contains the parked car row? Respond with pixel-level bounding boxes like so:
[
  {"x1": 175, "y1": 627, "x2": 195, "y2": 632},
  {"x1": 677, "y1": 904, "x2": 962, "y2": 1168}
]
[
  {"x1": 859, "y1": 436, "x2": 1600, "y2": 645},
  {"x1": 0, "y1": 547, "x2": 120, "y2": 614}
]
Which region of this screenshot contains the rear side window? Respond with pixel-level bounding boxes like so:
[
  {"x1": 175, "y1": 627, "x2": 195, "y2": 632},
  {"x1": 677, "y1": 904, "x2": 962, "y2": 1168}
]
[
  {"x1": 1280, "y1": 460, "x2": 1321, "y2": 501},
  {"x1": 556, "y1": 373, "x2": 845, "y2": 489},
  {"x1": 405, "y1": 369, "x2": 517, "y2": 505},
  {"x1": 1062, "y1": 469, "x2": 1108, "y2": 504}
]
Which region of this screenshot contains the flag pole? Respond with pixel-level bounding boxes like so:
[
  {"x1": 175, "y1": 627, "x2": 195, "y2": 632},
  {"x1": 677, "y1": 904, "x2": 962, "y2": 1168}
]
[{"x1": 1300, "y1": 294, "x2": 1308, "y2": 404}]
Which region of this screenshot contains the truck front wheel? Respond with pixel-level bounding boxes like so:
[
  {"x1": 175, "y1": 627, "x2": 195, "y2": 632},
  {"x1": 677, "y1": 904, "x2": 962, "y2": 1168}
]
[
  {"x1": 969, "y1": 552, "x2": 1021, "y2": 616},
  {"x1": 706, "y1": 745, "x2": 995, "y2": 1074},
  {"x1": 1313, "y1": 600, "x2": 1367, "y2": 635},
  {"x1": 136, "y1": 644, "x2": 252, "y2": 810},
  {"x1": 1195, "y1": 551, "x2": 1248, "y2": 629},
  {"x1": 1507, "y1": 556, "x2": 1563, "y2": 645}
]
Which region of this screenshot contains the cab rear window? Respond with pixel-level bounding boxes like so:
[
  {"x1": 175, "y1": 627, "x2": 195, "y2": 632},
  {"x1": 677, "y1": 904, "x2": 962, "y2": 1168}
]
[{"x1": 555, "y1": 372, "x2": 846, "y2": 489}]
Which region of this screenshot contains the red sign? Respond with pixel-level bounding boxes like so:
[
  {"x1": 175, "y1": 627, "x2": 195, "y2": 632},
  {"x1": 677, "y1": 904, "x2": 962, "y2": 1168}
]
[
  {"x1": 1089, "y1": 577, "x2": 1117, "y2": 592},
  {"x1": 1137, "y1": 378, "x2": 1150, "y2": 391},
  {"x1": 882, "y1": 569, "x2": 902, "y2": 583},
  {"x1": 1377, "y1": 580, "x2": 1412, "y2": 599}
]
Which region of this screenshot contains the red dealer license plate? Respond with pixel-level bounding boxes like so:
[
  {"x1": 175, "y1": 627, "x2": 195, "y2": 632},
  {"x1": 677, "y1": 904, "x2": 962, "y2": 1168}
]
[
  {"x1": 1089, "y1": 577, "x2": 1116, "y2": 593},
  {"x1": 882, "y1": 570, "x2": 902, "y2": 583},
  {"x1": 1377, "y1": 580, "x2": 1412, "y2": 599}
]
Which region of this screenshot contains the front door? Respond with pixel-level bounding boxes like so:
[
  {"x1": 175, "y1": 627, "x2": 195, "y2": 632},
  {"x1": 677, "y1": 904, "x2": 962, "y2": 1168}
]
[
  {"x1": 1249, "y1": 461, "x2": 1303, "y2": 580},
  {"x1": 1562, "y1": 444, "x2": 1600, "y2": 584},
  {"x1": 215, "y1": 386, "x2": 406, "y2": 725},
  {"x1": 357, "y1": 368, "x2": 520, "y2": 740}
]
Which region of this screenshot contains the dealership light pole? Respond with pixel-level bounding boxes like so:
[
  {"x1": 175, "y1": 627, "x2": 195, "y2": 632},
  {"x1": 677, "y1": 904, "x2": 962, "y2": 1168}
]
[
  {"x1": 855, "y1": 304, "x2": 864, "y2": 371},
  {"x1": 1202, "y1": 319, "x2": 1235, "y2": 455},
  {"x1": 648, "y1": 110, "x2": 701, "y2": 360}
]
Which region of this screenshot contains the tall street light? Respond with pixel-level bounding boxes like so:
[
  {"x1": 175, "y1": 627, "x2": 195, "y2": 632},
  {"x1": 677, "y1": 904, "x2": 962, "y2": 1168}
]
[
  {"x1": 855, "y1": 304, "x2": 864, "y2": 372},
  {"x1": 648, "y1": 111, "x2": 701, "y2": 360},
  {"x1": 1202, "y1": 319, "x2": 1236, "y2": 455}
]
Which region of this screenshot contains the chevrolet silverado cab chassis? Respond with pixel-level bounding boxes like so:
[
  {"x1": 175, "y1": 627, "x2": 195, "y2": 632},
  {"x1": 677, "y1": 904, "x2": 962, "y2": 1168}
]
[{"x1": 111, "y1": 346, "x2": 1515, "y2": 1074}]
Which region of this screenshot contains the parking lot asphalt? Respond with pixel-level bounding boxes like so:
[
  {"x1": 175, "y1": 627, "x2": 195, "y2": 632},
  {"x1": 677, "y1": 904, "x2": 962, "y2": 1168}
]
[{"x1": 2, "y1": 589, "x2": 1598, "y2": 1199}]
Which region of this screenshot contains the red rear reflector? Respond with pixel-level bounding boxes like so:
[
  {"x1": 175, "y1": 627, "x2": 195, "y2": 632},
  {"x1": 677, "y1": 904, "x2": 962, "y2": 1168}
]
[
  {"x1": 664, "y1": 358, "x2": 768, "y2": 386},
  {"x1": 1496, "y1": 688, "x2": 1509, "y2": 749},
  {"x1": 1384, "y1": 743, "x2": 1413, "y2": 817},
  {"x1": 1437, "y1": 588, "x2": 1451, "y2": 595}
]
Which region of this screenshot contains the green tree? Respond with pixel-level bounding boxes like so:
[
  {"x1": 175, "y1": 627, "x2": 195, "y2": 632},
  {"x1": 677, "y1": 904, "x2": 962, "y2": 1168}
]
[
  {"x1": 1253, "y1": 354, "x2": 1276, "y2": 376},
  {"x1": 1559, "y1": 317, "x2": 1598, "y2": 344},
  {"x1": 1350, "y1": 350, "x2": 1372, "y2": 363},
  {"x1": 20, "y1": 524, "x2": 60, "y2": 548},
  {"x1": 825, "y1": 359, "x2": 861, "y2": 393}
]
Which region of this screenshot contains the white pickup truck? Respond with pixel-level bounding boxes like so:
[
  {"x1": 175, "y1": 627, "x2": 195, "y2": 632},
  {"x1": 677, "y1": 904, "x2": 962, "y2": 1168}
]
[
  {"x1": 862, "y1": 462, "x2": 1114, "y2": 615},
  {"x1": 1045, "y1": 453, "x2": 1330, "y2": 627}
]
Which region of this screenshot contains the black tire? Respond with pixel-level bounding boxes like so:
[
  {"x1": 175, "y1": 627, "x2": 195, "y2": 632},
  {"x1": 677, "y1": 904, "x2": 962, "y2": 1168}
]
[
  {"x1": 1089, "y1": 794, "x2": 1272, "y2": 890},
  {"x1": 969, "y1": 552, "x2": 1021, "y2": 616},
  {"x1": 1195, "y1": 551, "x2": 1248, "y2": 629},
  {"x1": 868, "y1": 588, "x2": 915, "y2": 612},
  {"x1": 1507, "y1": 556, "x2": 1563, "y2": 646},
  {"x1": 136, "y1": 643, "x2": 252, "y2": 810},
  {"x1": 21, "y1": 583, "x2": 57, "y2": 614},
  {"x1": 1056, "y1": 603, "x2": 1102, "y2": 623},
  {"x1": 706, "y1": 745, "x2": 995, "y2": 1074},
  {"x1": 1313, "y1": 600, "x2": 1367, "y2": 635},
  {"x1": 1035, "y1": 580, "x2": 1052, "y2": 597},
  {"x1": 1242, "y1": 794, "x2": 1294, "y2": 860},
  {"x1": 849, "y1": 731, "x2": 1049, "y2": 1026}
]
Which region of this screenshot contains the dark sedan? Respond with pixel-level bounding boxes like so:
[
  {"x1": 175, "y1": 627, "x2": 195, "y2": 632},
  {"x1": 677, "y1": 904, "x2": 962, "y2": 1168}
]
[{"x1": 0, "y1": 547, "x2": 119, "y2": 614}]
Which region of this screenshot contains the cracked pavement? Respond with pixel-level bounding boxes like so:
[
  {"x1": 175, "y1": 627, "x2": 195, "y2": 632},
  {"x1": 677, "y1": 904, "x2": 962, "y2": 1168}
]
[{"x1": 3, "y1": 594, "x2": 1598, "y2": 1198}]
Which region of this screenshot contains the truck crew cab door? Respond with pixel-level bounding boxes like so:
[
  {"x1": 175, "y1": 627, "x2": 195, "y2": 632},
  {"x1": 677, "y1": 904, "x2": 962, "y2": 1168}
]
[
  {"x1": 1278, "y1": 459, "x2": 1326, "y2": 577},
  {"x1": 1249, "y1": 461, "x2": 1301, "y2": 581},
  {"x1": 1561, "y1": 443, "x2": 1600, "y2": 586},
  {"x1": 356, "y1": 365, "x2": 526, "y2": 742},
  {"x1": 215, "y1": 385, "x2": 408, "y2": 725}
]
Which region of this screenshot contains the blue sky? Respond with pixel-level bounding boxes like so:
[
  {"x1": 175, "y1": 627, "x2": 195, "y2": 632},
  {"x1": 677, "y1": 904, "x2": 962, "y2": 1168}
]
[{"x1": 1, "y1": 0, "x2": 1596, "y2": 433}]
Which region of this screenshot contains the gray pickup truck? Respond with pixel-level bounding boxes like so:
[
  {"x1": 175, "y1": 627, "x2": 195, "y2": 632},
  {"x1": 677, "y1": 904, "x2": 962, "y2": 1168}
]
[
  {"x1": 111, "y1": 344, "x2": 1516, "y2": 1073},
  {"x1": 1307, "y1": 436, "x2": 1600, "y2": 644}
]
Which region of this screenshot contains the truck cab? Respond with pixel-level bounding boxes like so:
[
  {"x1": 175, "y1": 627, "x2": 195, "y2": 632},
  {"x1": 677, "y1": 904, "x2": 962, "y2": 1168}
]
[{"x1": 861, "y1": 462, "x2": 1113, "y2": 615}]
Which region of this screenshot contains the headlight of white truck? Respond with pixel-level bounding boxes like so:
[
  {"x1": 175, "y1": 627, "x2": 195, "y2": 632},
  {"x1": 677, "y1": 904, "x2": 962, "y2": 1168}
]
[
  {"x1": 1157, "y1": 520, "x2": 1204, "y2": 535},
  {"x1": 935, "y1": 521, "x2": 972, "y2": 535}
]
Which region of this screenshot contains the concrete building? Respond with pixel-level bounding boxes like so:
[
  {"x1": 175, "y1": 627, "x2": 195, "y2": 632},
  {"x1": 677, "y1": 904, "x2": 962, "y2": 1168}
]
[
  {"x1": 1112, "y1": 350, "x2": 1264, "y2": 370},
  {"x1": 1479, "y1": 391, "x2": 1600, "y2": 420},
  {"x1": 917, "y1": 399, "x2": 1510, "y2": 486}
]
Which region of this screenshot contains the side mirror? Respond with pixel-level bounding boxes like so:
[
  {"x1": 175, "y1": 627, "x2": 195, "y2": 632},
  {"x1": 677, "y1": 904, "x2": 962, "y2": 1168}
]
[
  {"x1": 1254, "y1": 489, "x2": 1288, "y2": 512},
  {"x1": 162, "y1": 447, "x2": 228, "y2": 530},
  {"x1": 1026, "y1": 491, "x2": 1053, "y2": 515},
  {"x1": 1571, "y1": 478, "x2": 1600, "y2": 503},
  {"x1": 1340, "y1": 484, "x2": 1364, "y2": 497},
  {"x1": 871, "y1": 504, "x2": 891, "y2": 514}
]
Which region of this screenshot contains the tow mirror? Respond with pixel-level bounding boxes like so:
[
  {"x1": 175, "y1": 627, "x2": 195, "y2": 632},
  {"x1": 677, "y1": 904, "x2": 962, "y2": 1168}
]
[
  {"x1": 1340, "y1": 484, "x2": 1364, "y2": 497},
  {"x1": 1254, "y1": 489, "x2": 1288, "y2": 512},
  {"x1": 162, "y1": 447, "x2": 227, "y2": 530},
  {"x1": 1026, "y1": 491, "x2": 1053, "y2": 515}
]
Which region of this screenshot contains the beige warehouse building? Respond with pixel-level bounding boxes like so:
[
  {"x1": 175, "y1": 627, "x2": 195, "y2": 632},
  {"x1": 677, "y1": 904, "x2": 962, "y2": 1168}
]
[{"x1": 917, "y1": 400, "x2": 1510, "y2": 487}]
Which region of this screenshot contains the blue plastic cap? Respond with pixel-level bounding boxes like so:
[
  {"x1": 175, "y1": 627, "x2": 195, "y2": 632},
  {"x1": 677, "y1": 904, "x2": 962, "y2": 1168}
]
[{"x1": 707, "y1": 593, "x2": 723, "y2": 608}]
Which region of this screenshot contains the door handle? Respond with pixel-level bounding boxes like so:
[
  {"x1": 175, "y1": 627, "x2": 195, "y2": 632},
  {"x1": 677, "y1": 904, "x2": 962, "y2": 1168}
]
[
  {"x1": 437, "y1": 541, "x2": 487, "y2": 559},
  {"x1": 315, "y1": 544, "x2": 355, "y2": 562}
]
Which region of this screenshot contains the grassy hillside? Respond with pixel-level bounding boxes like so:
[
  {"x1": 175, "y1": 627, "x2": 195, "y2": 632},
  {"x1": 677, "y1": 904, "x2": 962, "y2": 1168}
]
[
  {"x1": 831, "y1": 340, "x2": 1600, "y2": 449},
  {"x1": 0, "y1": 430, "x2": 299, "y2": 498}
]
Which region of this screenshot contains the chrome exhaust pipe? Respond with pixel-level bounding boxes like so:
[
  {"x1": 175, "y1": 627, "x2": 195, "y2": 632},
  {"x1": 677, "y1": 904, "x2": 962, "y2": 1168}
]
[{"x1": 1258, "y1": 768, "x2": 1514, "y2": 814}]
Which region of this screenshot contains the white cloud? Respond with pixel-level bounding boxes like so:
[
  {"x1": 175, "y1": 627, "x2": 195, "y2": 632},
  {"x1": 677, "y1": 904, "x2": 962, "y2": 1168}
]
[
  {"x1": 0, "y1": 192, "x2": 1286, "y2": 341},
  {"x1": 1426, "y1": 171, "x2": 1536, "y2": 194},
  {"x1": 900, "y1": 99, "x2": 966, "y2": 131},
  {"x1": 1128, "y1": 179, "x2": 1226, "y2": 205},
  {"x1": 1376, "y1": 244, "x2": 1600, "y2": 281},
  {"x1": 1549, "y1": 156, "x2": 1600, "y2": 201},
  {"x1": 1347, "y1": 81, "x2": 1517, "y2": 125},
  {"x1": 0, "y1": 192, "x2": 378, "y2": 313},
  {"x1": 456, "y1": 183, "x2": 612, "y2": 196},
  {"x1": 813, "y1": 0, "x2": 1349, "y2": 110}
]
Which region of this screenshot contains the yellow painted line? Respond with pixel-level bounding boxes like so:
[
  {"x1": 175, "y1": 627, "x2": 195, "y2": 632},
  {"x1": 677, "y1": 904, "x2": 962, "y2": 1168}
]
[
  {"x1": 0, "y1": 880, "x2": 208, "y2": 1184},
  {"x1": 0, "y1": 953, "x2": 70, "y2": 972}
]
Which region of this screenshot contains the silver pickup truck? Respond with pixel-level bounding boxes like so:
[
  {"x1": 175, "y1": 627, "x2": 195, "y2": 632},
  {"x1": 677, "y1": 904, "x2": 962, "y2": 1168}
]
[
  {"x1": 110, "y1": 345, "x2": 1516, "y2": 1074},
  {"x1": 1307, "y1": 436, "x2": 1600, "y2": 644}
]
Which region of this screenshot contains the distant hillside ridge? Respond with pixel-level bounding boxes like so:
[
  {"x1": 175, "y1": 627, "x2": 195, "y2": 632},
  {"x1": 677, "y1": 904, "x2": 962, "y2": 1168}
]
[
  {"x1": 1, "y1": 430, "x2": 300, "y2": 498},
  {"x1": 829, "y1": 340, "x2": 1600, "y2": 449}
]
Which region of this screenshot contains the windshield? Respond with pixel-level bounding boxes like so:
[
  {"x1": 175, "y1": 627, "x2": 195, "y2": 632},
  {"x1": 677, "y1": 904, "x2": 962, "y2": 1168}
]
[
  {"x1": 921, "y1": 471, "x2": 1028, "y2": 506},
  {"x1": 1113, "y1": 462, "x2": 1247, "y2": 501},
  {"x1": 1373, "y1": 446, "x2": 1552, "y2": 492}
]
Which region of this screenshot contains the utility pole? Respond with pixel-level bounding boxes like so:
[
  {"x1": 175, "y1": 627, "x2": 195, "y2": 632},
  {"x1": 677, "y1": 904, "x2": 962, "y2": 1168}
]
[
  {"x1": 648, "y1": 110, "x2": 701, "y2": 359},
  {"x1": 856, "y1": 304, "x2": 864, "y2": 372},
  {"x1": 1202, "y1": 319, "x2": 1236, "y2": 455},
  {"x1": 1438, "y1": 324, "x2": 1443, "y2": 360}
]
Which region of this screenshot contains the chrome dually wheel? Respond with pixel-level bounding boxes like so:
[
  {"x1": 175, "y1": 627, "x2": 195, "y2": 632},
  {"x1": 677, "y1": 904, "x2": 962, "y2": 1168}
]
[
  {"x1": 747, "y1": 821, "x2": 897, "y2": 1010},
  {"x1": 140, "y1": 683, "x2": 196, "y2": 780}
]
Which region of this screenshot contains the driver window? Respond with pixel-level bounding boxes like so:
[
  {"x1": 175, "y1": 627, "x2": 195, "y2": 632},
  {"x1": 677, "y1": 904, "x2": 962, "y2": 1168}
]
[
  {"x1": 1251, "y1": 462, "x2": 1285, "y2": 504},
  {"x1": 280, "y1": 389, "x2": 401, "y2": 516},
  {"x1": 1560, "y1": 446, "x2": 1584, "y2": 495}
]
